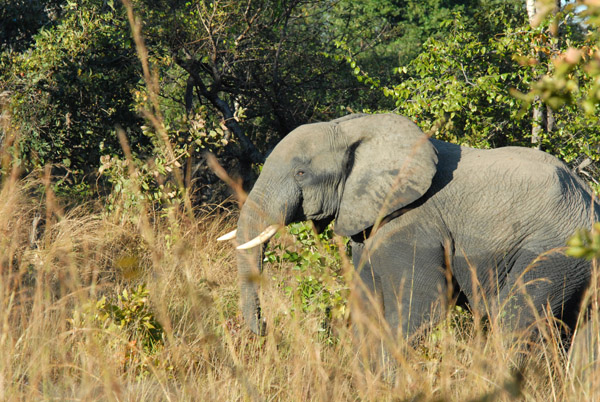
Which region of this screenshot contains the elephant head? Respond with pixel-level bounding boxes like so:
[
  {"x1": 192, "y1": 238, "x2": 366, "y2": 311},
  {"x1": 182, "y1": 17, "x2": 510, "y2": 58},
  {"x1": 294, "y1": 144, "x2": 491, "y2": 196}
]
[{"x1": 220, "y1": 114, "x2": 439, "y2": 334}]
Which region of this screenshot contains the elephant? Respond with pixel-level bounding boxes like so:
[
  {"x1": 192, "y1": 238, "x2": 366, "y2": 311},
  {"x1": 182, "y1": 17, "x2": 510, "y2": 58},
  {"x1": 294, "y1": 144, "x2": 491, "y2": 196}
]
[{"x1": 218, "y1": 113, "x2": 599, "y2": 339}]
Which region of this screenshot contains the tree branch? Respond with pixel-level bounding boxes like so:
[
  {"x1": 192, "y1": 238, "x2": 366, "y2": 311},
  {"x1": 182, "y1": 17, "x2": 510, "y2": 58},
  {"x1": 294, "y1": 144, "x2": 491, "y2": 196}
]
[{"x1": 176, "y1": 56, "x2": 265, "y2": 165}]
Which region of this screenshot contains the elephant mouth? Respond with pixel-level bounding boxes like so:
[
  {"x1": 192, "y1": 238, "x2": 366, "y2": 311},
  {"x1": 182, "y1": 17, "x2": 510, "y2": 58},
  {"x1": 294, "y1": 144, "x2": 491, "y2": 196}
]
[
  {"x1": 293, "y1": 209, "x2": 333, "y2": 234},
  {"x1": 311, "y1": 217, "x2": 333, "y2": 234}
]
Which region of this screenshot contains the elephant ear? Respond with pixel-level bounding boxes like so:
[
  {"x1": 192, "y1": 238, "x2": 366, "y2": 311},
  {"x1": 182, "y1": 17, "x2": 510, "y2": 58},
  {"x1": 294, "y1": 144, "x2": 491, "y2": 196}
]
[{"x1": 334, "y1": 114, "x2": 438, "y2": 237}]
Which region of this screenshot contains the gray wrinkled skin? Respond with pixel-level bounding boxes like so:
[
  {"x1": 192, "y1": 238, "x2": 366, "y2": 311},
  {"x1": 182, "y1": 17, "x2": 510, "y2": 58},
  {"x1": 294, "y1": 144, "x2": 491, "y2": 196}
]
[{"x1": 234, "y1": 113, "x2": 599, "y2": 338}]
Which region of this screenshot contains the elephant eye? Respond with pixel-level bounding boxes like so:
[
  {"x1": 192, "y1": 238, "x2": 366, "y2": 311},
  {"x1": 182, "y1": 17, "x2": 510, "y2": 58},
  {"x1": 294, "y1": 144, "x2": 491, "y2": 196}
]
[{"x1": 296, "y1": 170, "x2": 305, "y2": 177}]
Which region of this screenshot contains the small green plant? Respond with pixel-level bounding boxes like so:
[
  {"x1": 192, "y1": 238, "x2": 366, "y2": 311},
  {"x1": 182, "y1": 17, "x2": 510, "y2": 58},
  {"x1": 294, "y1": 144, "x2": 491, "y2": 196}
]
[
  {"x1": 265, "y1": 222, "x2": 350, "y2": 327},
  {"x1": 97, "y1": 106, "x2": 234, "y2": 218},
  {"x1": 70, "y1": 284, "x2": 164, "y2": 372}
]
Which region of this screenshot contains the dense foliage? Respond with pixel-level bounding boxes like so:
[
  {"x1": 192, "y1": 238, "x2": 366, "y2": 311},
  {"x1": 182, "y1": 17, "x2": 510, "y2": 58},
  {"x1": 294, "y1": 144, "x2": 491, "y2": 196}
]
[
  {"x1": 352, "y1": 1, "x2": 600, "y2": 169},
  {"x1": 1, "y1": 0, "x2": 532, "y2": 195},
  {"x1": 2, "y1": 0, "x2": 147, "y2": 185},
  {"x1": 0, "y1": 0, "x2": 64, "y2": 52}
]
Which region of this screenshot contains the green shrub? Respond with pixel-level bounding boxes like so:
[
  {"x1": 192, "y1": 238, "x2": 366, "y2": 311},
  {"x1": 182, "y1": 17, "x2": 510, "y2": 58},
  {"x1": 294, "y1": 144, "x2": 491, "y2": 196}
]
[
  {"x1": 1, "y1": 0, "x2": 147, "y2": 181},
  {"x1": 70, "y1": 284, "x2": 164, "y2": 373},
  {"x1": 265, "y1": 222, "x2": 350, "y2": 334}
]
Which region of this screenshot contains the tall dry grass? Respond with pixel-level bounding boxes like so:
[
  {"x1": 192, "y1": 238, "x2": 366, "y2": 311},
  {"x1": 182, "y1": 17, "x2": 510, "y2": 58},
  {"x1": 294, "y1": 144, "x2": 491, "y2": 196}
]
[{"x1": 0, "y1": 164, "x2": 597, "y2": 400}]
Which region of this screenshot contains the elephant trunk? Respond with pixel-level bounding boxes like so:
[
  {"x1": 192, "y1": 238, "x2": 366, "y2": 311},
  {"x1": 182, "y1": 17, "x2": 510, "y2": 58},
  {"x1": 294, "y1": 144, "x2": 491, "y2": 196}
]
[
  {"x1": 235, "y1": 206, "x2": 267, "y2": 335},
  {"x1": 236, "y1": 182, "x2": 291, "y2": 335},
  {"x1": 232, "y1": 166, "x2": 301, "y2": 334}
]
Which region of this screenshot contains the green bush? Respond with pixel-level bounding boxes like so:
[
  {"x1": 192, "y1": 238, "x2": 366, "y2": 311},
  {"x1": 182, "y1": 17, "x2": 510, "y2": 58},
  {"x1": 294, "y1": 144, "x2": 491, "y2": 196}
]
[
  {"x1": 265, "y1": 222, "x2": 350, "y2": 331},
  {"x1": 70, "y1": 284, "x2": 164, "y2": 373},
  {"x1": 1, "y1": 0, "x2": 147, "y2": 185}
]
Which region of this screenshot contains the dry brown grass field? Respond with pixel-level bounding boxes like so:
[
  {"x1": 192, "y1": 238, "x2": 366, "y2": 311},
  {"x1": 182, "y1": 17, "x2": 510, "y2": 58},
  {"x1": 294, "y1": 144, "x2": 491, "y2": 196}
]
[{"x1": 0, "y1": 164, "x2": 598, "y2": 401}]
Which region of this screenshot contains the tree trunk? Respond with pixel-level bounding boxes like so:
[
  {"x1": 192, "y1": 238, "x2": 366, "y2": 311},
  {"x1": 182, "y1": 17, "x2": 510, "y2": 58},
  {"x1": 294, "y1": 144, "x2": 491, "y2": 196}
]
[
  {"x1": 526, "y1": 0, "x2": 561, "y2": 149},
  {"x1": 525, "y1": 0, "x2": 537, "y2": 23},
  {"x1": 531, "y1": 97, "x2": 543, "y2": 149},
  {"x1": 527, "y1": 0, "x2": 542, "y2": 148}
]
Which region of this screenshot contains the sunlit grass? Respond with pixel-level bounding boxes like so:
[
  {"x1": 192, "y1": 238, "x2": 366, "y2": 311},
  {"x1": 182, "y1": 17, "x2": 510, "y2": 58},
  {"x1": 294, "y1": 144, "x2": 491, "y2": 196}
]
[{"x1": 0, "y1": 167, "x2": 597, "y2": 400}]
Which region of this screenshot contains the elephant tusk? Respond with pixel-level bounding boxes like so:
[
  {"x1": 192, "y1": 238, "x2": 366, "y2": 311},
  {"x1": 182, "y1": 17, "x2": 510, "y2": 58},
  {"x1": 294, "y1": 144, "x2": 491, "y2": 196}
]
[
  {"x1": 236, "y1": 225, "x2": 280, "y2": 250},
  {"x1": 217, "y1": 229, "x2": 237, "y2": 241}
]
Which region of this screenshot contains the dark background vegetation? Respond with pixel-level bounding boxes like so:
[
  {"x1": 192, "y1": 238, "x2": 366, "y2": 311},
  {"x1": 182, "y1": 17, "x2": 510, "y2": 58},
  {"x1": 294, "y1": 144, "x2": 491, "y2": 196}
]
[{"x1": 2, "y1": 0, "x2": 598, "y2": 207}]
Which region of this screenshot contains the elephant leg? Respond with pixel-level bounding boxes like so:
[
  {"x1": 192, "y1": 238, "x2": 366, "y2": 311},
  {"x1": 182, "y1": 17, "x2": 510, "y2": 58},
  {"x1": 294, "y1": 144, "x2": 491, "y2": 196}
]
[
  {"x1": 351, "y1": 240, "x2": 385, "y2": 314},
  {"x1": 358, "y1": 224, "x2": 450, "y2": 338},
  {"x1": 349, "y1": 240, "x2": 392, "y2": 374},
  {"x1": 498, "y1": 251, "x2": 589, "y2": 338}
]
